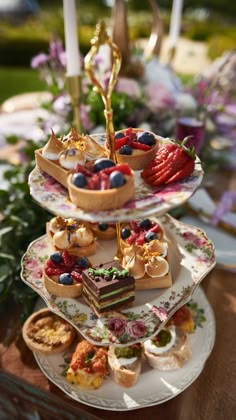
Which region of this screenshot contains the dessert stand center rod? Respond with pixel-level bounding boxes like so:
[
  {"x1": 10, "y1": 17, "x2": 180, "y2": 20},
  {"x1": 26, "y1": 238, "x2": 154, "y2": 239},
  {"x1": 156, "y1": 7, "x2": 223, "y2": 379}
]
[
  {"x1": 66, "y1": 75, "x2": 81, "y2": 133},
  {"x1": 84, "y1": 20, "x2": 123, "y2": 260}
]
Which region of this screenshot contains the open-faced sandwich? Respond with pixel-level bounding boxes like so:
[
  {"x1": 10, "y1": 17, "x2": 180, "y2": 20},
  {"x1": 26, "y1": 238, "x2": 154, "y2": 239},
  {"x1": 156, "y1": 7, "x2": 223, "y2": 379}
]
[
  {"x1": 143, "y1": 325, "x2": 191, "y2": 370},
  {"x1": 66, "y1": 339, "x2": 108, "y2": 390},
  {"x1": 22, "y1": 308, "x2": 76, "y2": 354},
  {"x1": 108, "y1": 343, "x2": 143, "y2": 388}
]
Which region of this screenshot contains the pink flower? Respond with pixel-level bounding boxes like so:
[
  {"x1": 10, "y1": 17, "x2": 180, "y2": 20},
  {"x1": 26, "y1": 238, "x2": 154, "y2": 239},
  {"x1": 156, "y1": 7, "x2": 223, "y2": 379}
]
[
  {"x1": 44, "y1": 178, "x2": 65, "y2": 193},
  {"x1": 31, "y1": 53, "x2": 48, "y2": 69},
  {"x1": 115, "y1": 77, "x2": 141, "y2": 98},
  {"x1": 32, "y1": 268, "x2": 43, "y2": 279},
  {"x1": 151, "y1": 306, "x2": 168, "y2": 321},
  {"x1": 144, "y1": 83, "x2": 176, "y2": 112},
  {"x1": 108, "y1": 318, "x2": 127, "y2": 336},
  {"x1": 26, "y1": 258, "x2": 39, "y2": 270},
  {"x1": 80, "y1": 104, "x2": 93, "y2": 131},
  {"x1": 127, "y1": 320, "x2": 146, "y2": 338}
]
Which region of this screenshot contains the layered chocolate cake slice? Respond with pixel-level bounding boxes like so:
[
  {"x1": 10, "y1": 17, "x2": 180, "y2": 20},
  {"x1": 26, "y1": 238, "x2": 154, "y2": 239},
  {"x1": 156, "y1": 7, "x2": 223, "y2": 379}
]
[{"x1": 82, "y1": 261, "x2": 135, "y2": 317}]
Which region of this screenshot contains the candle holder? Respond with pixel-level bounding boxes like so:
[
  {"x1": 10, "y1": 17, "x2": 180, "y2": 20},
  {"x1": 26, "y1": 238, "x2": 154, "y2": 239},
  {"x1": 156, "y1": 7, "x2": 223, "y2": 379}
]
[
  {"x1": 84, "y1": 20, "x2": 123, "y2": 261},
  {"x1": 167, "y1": 45, "x2": 176, "y2": 65},
  {"x1": 66, "y1": 75, "x2": 81, "y2": 133}
]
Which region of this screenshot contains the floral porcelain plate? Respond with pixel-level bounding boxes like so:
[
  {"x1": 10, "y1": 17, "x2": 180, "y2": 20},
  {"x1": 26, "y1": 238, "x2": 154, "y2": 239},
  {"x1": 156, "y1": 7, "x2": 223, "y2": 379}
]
[
  {"x1": 21, "y1": 214, "x2": 215, "y2": 346},
  {"x1": 33, "y1": 287, "x2": 215, "y2": 411},
  {"x1": 28, "y1": 137, "x2": 203, "y2": 223}
]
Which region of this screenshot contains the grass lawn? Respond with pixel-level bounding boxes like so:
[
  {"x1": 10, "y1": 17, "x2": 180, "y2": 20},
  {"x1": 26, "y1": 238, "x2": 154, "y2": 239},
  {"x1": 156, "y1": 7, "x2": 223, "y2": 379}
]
[{"x1": 0, "y1": 67, "x2": 46, "y2": 105}]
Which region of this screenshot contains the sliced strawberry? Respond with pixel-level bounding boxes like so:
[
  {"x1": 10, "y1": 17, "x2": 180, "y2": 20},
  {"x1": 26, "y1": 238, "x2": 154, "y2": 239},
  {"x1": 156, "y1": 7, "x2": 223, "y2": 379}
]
[
  {"x1": 130, "y1": 220, "x2": 140, "y2": 232},
  {"x1": 131, "y1": 142, "x2": 151, "y2": 151},
  {"x1": 135, "y1": 231, "x2": 146, "y2": 245},
  {"x1": 100, "y1": 172, "x2": 110, "y2": 190},
  {"x1": 86, "y1": 173, "x2": 101, "y2": 190},
  {"x1": 126, "y1": 232, "x2": 139, "y2": 245},
  {"x1": 101, "y1": 163, "x2": 132, "y2": 176},
  {"x1": 115, "y1": 136, "x2": 129, "y2": 150},
  {"x1": 74, "y1": 164, "x2": 92, "y2": 177}
]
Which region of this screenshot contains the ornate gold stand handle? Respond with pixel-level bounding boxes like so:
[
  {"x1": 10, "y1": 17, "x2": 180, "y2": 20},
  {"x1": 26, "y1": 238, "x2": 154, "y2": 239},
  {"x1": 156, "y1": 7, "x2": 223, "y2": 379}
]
[{"x1": 84, "y1": 20, "x2": 121, "y2": 161}]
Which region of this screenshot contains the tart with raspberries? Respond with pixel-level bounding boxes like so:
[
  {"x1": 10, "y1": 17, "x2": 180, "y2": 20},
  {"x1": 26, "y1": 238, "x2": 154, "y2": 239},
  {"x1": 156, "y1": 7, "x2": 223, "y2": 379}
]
[
  {"x1": 67, "y1": 158, "x2": 134, "y2": 211},
  {"x1": 43, "y1": 251, "x2": 91, "y2": 298},
  {"x1": 115, "y1": 128, "x2": 160, "y2": 170},
  {"x1": 120, "y1": 218, "x2": 164, "y2": 249}
]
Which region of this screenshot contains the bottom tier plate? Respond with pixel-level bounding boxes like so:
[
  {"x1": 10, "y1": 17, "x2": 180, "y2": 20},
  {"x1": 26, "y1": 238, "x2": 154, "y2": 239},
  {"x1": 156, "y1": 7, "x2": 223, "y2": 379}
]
[{"x1": 33, "y1": 287, "x2": 215, "y2": 411}]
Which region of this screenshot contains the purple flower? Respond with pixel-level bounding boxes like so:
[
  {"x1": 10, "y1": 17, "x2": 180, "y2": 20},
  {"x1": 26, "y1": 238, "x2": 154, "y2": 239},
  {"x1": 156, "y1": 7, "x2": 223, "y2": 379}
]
[
  {"x1": 31, "y1": 53, "x2": 48, "y2": 69},
  {"x1": 151, "y1": 305, "x2": 168, "y2": 321},
  {"x1": 127, "y1": 320, "x2": 146, "y2": 338},
  {"x1": 49, "y1": 39, "x2": 65, "y2": 60},
  {"x1": 144, "y1": 83, "x2": 176, "y2": 112},
  {"x1": 108, "y1": 318, "x2": 127, "y2": 336}
]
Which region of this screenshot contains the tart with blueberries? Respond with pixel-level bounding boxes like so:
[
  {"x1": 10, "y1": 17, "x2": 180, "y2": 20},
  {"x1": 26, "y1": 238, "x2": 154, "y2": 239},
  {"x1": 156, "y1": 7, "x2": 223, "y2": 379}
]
[
  {"x1": 67, "y1": 158, "x2": 134, "y2": 211},
  {"x1": 46, "y1": 216, "x2": 96, "y2": 256},
  {"x1": 120, "y1": 219, "x2": 172, "y2": 289},
  {"x1": 89, "y1": 222, "x2": 117, "y2": 240},
  {"x1": 43, "y1": 251, "x2": 91, "y2": 298},
  {"x1": 22, "y1": 308, "x2": 76, "y2": 354},
  {"x1": 114, "y1": 128, "x2": 160, "y2": 170}
]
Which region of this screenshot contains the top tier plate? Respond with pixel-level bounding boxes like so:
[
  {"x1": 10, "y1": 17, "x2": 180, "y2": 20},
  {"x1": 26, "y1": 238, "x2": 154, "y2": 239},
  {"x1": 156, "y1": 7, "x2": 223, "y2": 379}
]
[{"x1": 29, "y1": 135, "x2": 203, "y2": 222}]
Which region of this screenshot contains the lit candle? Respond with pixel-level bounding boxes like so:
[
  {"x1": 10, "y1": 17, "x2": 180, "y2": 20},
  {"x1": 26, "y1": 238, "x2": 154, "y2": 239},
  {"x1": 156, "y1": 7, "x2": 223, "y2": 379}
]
[
  {"x1": 63, "y1": 0, "x2": 81, "y2": 76},
  {"x1": 168, "y1": 0, "x2": 183, "y2": 48}
]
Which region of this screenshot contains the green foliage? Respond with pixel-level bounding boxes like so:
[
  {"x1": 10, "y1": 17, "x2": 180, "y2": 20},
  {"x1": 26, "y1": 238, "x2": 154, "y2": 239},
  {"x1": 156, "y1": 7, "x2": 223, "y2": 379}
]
[
  {"x1": 208, "y1": 34, "x2": 236, "y2": 60},
  {"x1": 0, "y1": 139, "x2": 51, "y2": 320}
]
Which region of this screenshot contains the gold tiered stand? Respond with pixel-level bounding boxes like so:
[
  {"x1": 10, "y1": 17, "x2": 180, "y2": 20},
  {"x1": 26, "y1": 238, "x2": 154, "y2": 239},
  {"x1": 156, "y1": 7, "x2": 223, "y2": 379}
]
[{"x1": 84, "y1": 20, "x2": 123, "y2": 260}]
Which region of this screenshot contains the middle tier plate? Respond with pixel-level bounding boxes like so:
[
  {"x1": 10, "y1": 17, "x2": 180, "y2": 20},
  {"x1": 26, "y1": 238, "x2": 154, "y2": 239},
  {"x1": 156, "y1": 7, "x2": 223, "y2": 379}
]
[{"x1": 21, "y1": 214, "x2": 215, "y2": 346}]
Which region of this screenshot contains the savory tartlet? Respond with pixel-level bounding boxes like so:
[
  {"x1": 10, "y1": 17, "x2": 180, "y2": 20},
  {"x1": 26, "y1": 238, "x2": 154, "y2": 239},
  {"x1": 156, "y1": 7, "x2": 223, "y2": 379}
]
[{"x1": 22, "y1": 308, "x2": 75, "y2": 354}]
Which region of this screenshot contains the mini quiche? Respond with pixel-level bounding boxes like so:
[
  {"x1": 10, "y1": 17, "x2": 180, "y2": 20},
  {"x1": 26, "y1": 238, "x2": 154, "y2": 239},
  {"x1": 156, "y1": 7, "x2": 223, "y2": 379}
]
[
  {"x1": 22, "y1": 308, "x2": 75, "y2": 354},
  {"x1": 66, "y1": 339, "x2": 108, "y2": 390}
]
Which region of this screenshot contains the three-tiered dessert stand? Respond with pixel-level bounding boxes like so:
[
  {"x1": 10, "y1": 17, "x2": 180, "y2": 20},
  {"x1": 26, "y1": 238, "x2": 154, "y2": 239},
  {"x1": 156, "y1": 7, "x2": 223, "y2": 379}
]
[{"x1": 20, "y1": 22, "x2": 216, "y2": 411}]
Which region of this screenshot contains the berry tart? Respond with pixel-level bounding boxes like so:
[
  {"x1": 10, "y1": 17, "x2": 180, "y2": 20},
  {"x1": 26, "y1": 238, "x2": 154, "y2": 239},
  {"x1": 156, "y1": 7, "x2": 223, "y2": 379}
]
[
  {"x1": 120, "y1": 219, "x2": 172, "y2": 289},
  {"x1": 90, "y1": 222, "x2": 117, "y2": 240},
  {"x1": 43, "y1": 251, "x2": 91, "y2": 298},
  {"x1": 114, "y1": 127, "x2": 160, "y2": 170},
  {"x1": 22, "y1": 308, "x2": 76, "y2": 354},
  {"x1": 35, "y1": 127, "x2": 105, "y2": 188},
  {"x1": 46, "y1": 216, "x2": 96, "y2": 257},
  {"x1": 67, "y1": 158, "x2": 134, "y2": 211}
]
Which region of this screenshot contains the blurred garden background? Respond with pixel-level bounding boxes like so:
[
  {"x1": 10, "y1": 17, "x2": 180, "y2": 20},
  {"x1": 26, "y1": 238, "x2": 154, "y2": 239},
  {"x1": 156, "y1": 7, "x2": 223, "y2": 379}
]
[{"x1": 0, "y1": 0, "x2": 236, "y2": 103}]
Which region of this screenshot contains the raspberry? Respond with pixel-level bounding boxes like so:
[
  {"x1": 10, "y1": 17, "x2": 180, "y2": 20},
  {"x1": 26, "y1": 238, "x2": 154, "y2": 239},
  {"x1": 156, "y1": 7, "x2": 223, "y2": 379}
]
[
  {"x1": 71, "y1": 270, "x2": 83, "y2": 283},
  {"x1": 46, "y1": 267, "x2": 64, "y2": 276}
]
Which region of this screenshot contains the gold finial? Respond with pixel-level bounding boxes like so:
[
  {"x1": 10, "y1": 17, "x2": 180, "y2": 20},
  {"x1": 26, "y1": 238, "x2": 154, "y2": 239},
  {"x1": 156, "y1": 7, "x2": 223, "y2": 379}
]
[{"x1": 84, "y1": 20, "x2": 122, "y2": 161}]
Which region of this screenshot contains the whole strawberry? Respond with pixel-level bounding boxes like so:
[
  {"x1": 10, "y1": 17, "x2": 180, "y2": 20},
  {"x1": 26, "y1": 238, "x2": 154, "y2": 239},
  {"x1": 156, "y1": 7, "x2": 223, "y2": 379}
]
[{"x1": 141, "y1": 137, "x2": 196, "y2": 186}]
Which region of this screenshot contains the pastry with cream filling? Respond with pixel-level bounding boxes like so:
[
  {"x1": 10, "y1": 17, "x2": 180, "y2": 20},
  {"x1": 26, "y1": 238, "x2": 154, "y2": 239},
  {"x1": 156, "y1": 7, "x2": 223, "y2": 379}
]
[
  {"x1": 47, "y1": 216, "x2": 96, "y2": 256},
  {"x1": 35, "y1": 127, "x2": 105, "y2": 188},
  {"x1": 22, "y1": 308, "x2": 75, "y2": 354}
]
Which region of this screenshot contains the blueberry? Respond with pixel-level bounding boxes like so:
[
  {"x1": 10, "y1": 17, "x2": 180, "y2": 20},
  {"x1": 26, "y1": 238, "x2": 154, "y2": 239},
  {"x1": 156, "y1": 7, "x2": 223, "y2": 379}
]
[
  {"x1": 59, "y1": 273, "x2": 73, "y2": 285},
  {"x1": 98, "y1": 222, "x2": 109, "y2": 231},
  {"x1": 138, "y1": 132, "x2": 156, "y2": 146},
  {"x1": 93, "y1": 158, "x2": 115, "y2": 173},
  {"x1": 139, "y1": 219, "x2": 151, "y2": 229},
  {"x1": 145, "y1": 231, "x2": 158, "y2": 242},
  {"x1": 72, "y1": 172, "x2": 87, "y2": 188},
  {"x1": 115, "y1": 132, "x2": 125, "y2": 139},
  {"x1": 109, "y1": 171, "x2": 126, "y2": 188},
  {"x1": 76, "y1": 256, "x2": 90, "y2": 269},
  {"x1": 121, "y1": 228, "x2": 131, "y2": 239},
  {"x1": 119, "y1": 145, "x2": 133, "y2": 155},
  {"x1": 50, "y1": 252, "x2": 62, "y2": 264}
]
